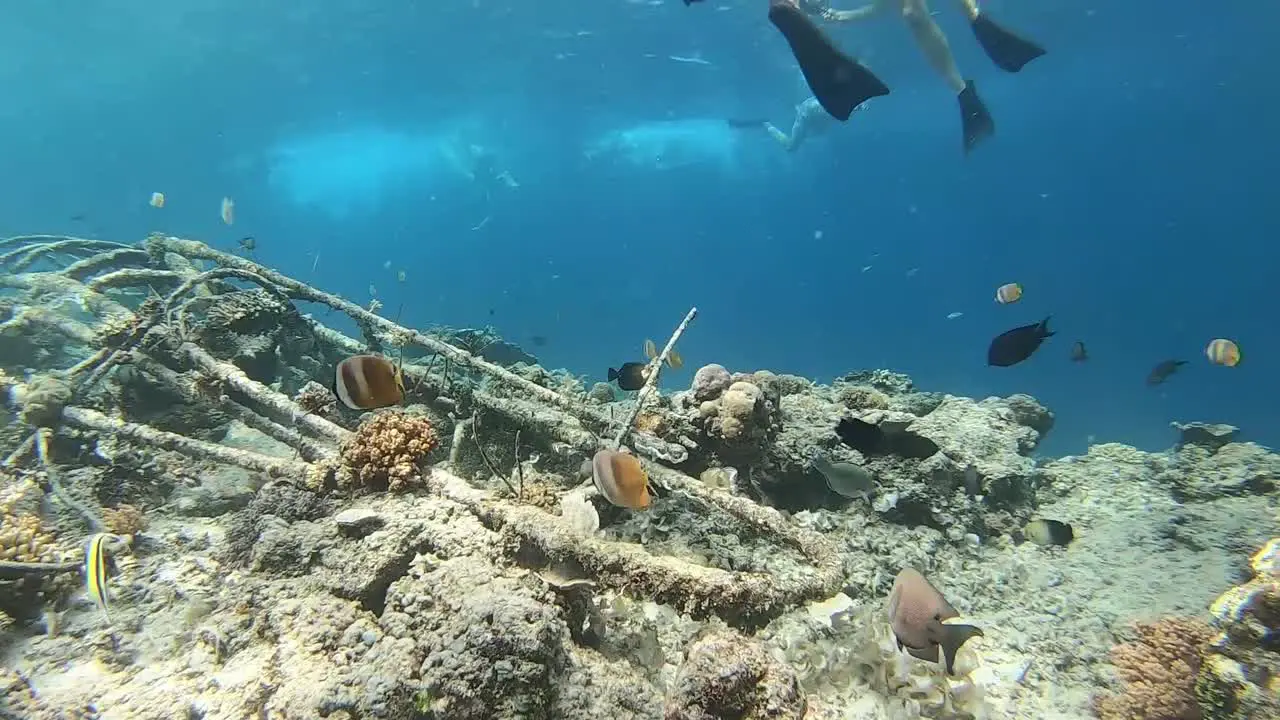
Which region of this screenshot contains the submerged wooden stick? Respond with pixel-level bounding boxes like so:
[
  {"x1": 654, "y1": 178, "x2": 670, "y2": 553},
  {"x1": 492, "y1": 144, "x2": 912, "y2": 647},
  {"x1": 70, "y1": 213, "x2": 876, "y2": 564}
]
[
  {"x1": 613, "y1": 306, "x2": 697, "y2": 450},
  {"x1": 61, "y1": 406, "x2": 312, "y2": 479}
]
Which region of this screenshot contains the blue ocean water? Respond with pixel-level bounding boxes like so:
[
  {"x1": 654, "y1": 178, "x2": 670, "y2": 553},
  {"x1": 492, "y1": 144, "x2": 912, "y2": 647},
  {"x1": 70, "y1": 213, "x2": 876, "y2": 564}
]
[{"x1": 1, "y1": 1, "x2": 1274, "y2": 456}]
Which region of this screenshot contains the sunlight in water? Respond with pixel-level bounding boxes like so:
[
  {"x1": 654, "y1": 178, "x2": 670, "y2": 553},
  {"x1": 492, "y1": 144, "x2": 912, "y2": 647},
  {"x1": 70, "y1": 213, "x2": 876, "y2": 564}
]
[{"x1": 266, "y1": 127, "x2": 447, "y2": 220}]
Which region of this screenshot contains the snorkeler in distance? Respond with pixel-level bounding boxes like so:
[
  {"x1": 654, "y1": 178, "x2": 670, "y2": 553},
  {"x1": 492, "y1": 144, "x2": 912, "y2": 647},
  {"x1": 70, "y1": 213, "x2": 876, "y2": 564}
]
[
  {"x1": 796, "y1": 0, "x2": 1047, "y2": 152},
  {"x1": 730, "y1": 96, "x2": 866, "y2": 153}
]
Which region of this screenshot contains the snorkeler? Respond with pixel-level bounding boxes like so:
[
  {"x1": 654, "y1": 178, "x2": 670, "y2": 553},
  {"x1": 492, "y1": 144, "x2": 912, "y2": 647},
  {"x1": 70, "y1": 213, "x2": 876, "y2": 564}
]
[
  {"x1": 796, "y1": 0, "x2": 1046, "y2": 151},
  {"x1": 747, "y1": 96, "x2": 866, "y2": 152}
]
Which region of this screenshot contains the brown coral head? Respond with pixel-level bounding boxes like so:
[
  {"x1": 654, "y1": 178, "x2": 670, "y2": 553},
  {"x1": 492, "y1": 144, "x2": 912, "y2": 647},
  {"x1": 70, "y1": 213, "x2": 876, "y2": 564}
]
[{"x1": 339, "y1": 410, "x2": 439, "y2": 491}]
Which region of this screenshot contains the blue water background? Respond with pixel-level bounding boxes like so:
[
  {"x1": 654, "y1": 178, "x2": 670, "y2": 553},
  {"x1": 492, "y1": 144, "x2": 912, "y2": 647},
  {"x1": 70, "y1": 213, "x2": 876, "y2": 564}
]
[{"x1": 1, "y1": 1, "x2": 1275, "y2": 456}]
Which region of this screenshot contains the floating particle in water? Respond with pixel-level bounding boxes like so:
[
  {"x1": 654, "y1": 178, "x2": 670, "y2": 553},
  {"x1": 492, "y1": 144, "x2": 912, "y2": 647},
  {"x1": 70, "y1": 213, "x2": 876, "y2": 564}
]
[
  {"x1": 905, "y1": 268, "x2": 919, "y2": 278},
  {"x1": 813, "y1": 229, "x2": 824, "y2": 239},
  {"x1": 220, "y1": 197, "x2": 235, "y2": 225},
  {"x1": 149, "y1": 192, "x2": 165, "y2": 208},
  {"x1": 383, "y1": 260, "x2": 392, "y2": 270},
  {"x1": 946, "y1": 312, "x2": 963, "y2": 320}
]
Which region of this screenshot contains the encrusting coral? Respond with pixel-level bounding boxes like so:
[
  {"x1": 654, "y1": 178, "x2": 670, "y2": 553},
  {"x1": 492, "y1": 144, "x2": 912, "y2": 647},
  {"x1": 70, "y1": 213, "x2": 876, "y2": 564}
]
[
  {"x1": 1093, "y1": 616, "x2": 1214, "y2": 720},
  {"x1": 1197, "y1": 537, "x2": 1280, "y2": 720},
  {"x1": 339, "y1": 410, "x2": 440, "y2": 491}
]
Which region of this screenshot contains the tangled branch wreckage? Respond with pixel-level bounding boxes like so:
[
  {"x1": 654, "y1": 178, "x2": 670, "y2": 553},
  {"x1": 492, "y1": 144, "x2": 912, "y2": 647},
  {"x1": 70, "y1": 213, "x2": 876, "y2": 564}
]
[{"x1": 0, "y1": 233, "x2": 1276, "y2": 720}]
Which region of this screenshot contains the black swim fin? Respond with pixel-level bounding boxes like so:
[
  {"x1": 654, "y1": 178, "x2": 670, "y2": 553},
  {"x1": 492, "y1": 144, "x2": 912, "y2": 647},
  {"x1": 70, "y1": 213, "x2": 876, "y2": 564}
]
[
  {"x1": 958, "y1": 80, "x2": 994, "y2": 153},
  {"x1": 970, "y1": 14, "x2": 1046, "y2": 73},
  {"x1": 768, "y1": 0, "x2": 889, "y2": 121}
]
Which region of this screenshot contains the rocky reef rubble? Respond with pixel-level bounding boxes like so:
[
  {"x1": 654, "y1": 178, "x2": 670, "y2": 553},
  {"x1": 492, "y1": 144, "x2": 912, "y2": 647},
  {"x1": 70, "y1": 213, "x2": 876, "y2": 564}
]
[{"x1": 0, "y1": 232, "x2": 1276, "y2": 720}]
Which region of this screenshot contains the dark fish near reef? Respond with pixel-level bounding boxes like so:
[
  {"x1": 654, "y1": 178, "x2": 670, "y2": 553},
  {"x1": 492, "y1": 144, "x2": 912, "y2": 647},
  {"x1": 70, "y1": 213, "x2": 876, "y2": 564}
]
[
  {"x1": 987, "y1": 316, "x2": 1054, "y2": 367},
  {"x1": 238, "y1": 236, "x2": 257, "y2": 252},
  {"x1": 1070, "y1": 341, "x2": 1088, "y2": 362},
  {"x1": 810, "y1": 449, "x2": 874, "y2": 501},
  {"x1": 887, "y1": 568, "x2": 984, "y2": 675},
  {"x1": 531, "y1": 335, "x2": 548, "y2": 347},
  {"x1": 608, "y1": 362, "x2": 649, "y2": 392},
  {"x1": 333, "y1": 354, "x2": 405, "y2": 410},
  {"x1": 766, "y1": 0, "x2": 890, "y2": 121},
  {"x1": 591, "y1": 449, "x2": 651, "y2": 510},
  {"x1": 1147, "y1": 359, "x2": 1188, "y2": 386},
  {"x1": 1020, "y1": 518, "x2": 1074, "y2": 547}
]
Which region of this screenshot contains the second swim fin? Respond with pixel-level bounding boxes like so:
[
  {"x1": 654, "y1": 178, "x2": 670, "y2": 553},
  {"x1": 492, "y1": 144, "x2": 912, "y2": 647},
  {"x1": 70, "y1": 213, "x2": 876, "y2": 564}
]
[
  {"x1": 970, "y1": 14, "x2": 1046, "y2": 73},
  {"x1": 958, "y1": 81, "x2": 994, "y2": 153},
  {"x1": 768, "y1": 0, "x2": 890, "y2": 121}
]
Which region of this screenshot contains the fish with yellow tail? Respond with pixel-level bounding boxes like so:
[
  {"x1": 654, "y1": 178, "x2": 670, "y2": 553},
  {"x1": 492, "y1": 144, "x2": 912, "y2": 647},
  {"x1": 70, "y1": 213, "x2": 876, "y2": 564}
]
[
  {"x1": 887, "y1": 568, "x2": 984, "y2": 675},
  {"x1": 643, "y1": 338, "x2": 684, "y2": 370},
  {"x1": 85, "y1": 532, "x2": 126, "y2": 623}
]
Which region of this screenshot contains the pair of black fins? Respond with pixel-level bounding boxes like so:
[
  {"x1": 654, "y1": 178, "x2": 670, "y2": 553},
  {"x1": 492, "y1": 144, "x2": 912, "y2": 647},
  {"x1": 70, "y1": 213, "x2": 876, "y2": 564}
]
[{"x1": 759, "y1": 0, "x2": 1046, "y2": 152}]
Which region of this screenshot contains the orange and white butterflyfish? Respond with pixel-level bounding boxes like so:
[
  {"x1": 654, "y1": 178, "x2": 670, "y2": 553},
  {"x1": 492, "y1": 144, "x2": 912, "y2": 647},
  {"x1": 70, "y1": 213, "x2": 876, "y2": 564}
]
[
  {"x1": 590, "y1": 449, "x2": 652, "y2": 510},
  {"x1": 1205, "y1": 338, "x2": 1241, "y2": 367},
  {"x1": 84, "y1": 532, "x2": 116, "y2": 623},
  {"x1": 220, "y1": 196, "x2": 235, "y2": 225},
  {"x1": 994, "y1": 282, "x2": 1023, "y2": 304},
  {"x1": 332, "y1": 354, "x2": 405, "y2": 410},
  {"x1": 643, "y1": 338, "x2": 683, "y2": 369}
]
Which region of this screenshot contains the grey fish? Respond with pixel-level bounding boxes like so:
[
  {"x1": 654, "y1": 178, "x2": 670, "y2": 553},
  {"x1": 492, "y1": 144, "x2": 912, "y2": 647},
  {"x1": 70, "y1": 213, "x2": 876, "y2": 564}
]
[
  {"x1": 1147, "y1": 359, "x2": 1188, "y2": 386},
  {"x1": 810, "y1": 450, "x2": 874, "y2": 500},
  {"x1": 887, "y1": 568, "x2": 984, "y2": 675}
]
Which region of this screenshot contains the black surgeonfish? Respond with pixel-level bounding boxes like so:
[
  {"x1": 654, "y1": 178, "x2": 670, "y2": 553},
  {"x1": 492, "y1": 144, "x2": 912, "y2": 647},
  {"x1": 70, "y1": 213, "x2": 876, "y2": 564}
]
[
  {"x1": 987, "y1": 316, "x2": 1054, "y2": 367},
  {"x1": 1070, "y1": 341, "x2": 1088, "y2": 362},
  {"x1": 608, "y1": 362, "x2": 648, "y2": 392},
  {"x1": 766, "y1": 0, "x2": 890, "y2": 121},
  {"x1": 1147, "y1": 359, "x2": 1188, "y2": 386}
]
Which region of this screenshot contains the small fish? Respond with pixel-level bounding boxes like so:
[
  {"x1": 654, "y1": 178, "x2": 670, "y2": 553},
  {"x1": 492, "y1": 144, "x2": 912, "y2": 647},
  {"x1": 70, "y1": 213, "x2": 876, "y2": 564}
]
[
  {"x1": 85, "y1": 533, "x2": 117, "y2": 623},
  {"x1": 238, "y1": 236, "x2": 257, "y2": 253},
  {"x1": 810, "y1": 450, "x2": 874, "y2": 501},
  {"x1": 70, "y1": 213, "x2": 88, "y2": 222},
  {"x1": 963, "y1": 464, "x2": 981, "y2": 496},
  {"x1": 608, "y1": 362, "x2": 649, "y2": 391},
  {"x1": 995, "y1": 282, "x2": 1023, "y2": 304},
  {"x1": 488, "y1": 308, "x2": 495, "y2": 316},
  {"x1": 1205, "y1": 338, "x2": 1241, "y2": 367},
  {"x1": 946, "y1": 312, "x2": 964, "y2": 320},
  {"x1": 1070, "y1": 341, "x2": 1087, "y2": 362},
  {"x1": 220, "y1": 196, "x2": 235, "y2": 225},
  {"x1": 383, "y1": 260, "x2": 392, "y2": 270},
  {"x1": 987, "y1": 316, "x2": 1054, "y2": 367},
  {"x1": 397, "y1": 269, "x2": 407, "y2": 283},
  {"x1": 1021, "y1": 518, "x2": 1074, "y2": 547},
  {"x1": 643, "y1": 338, "x2": 683, "y2": 369},
  {"x1": 590, "y1": 449, "x2": 651, "y2": 510},
  {"x1": 887, "y1": 568, "x2": 984, "y2": 675},
  {"x1": 149, "y1": 192, "x2": 166, "y2": 208},
  {"x1": 1147, "y1": 359, "x2": 1188, "y2": 386},
  {"x1": 531, "y1": 335, "x2": 548, "y2": 347},
  {"x1": 332, "y1": 355, "x2": 405, "y2": 410}
]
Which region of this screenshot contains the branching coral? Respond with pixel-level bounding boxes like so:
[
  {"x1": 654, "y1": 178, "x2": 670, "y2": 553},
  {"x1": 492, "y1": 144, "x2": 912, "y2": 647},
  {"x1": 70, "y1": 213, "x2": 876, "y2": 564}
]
[
  {"x1": 101, "y1": 504, "x2": 147, "y2": 537},
  {"x1": 339, "y1": 411, "x2": 439, "y2": 490},
  {"x1": 1093, "y1": 616, "x2": 1214, "y2": 720}
]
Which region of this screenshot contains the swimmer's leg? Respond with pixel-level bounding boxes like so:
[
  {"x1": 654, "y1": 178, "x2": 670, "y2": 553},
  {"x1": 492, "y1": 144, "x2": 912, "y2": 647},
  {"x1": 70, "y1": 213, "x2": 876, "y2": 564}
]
[
  {"x1": 900, "y1": 0, "x2": 992, "y2": 152},
  {"x1": 764, "y1": 123, "x2": 798, "y2": 152},
  {"x1": 957, "y1": 0, "x2": 1045, "y2": 73},
  {"x1": 823, "y1": 3, "x2": 887, "y2": 23}
]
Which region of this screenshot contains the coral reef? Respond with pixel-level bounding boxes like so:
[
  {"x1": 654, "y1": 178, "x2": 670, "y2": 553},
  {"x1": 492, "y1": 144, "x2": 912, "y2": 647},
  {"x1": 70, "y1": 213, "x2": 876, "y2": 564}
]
[
  {"x1": 1092, "y1": 616, "x2": 1213, "y2": 720},
  {"x1": 338, "y1": 410, "x2": 440, "y2": 491},
  {"x1": 0, "y1": 231, "x2": 1276, "y2": 720},
  {"x1": 1197, "y1": 537, "x2": 1280, "y2": 720}
]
